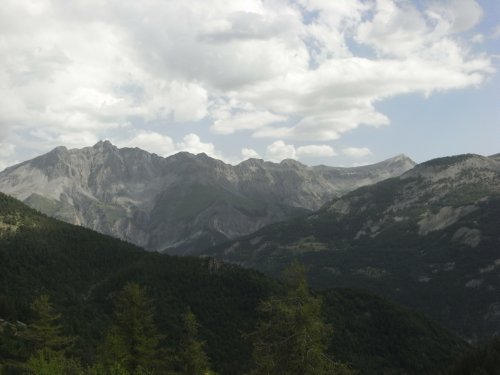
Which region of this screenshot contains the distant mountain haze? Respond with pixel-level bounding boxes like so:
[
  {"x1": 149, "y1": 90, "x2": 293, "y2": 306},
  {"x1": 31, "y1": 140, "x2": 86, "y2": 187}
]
[
  {"x1": 203, "y1": 153, "x2": 500, "y2": 340},
  {"x1": 0, "y1": 141, "x2": 415, "y2": 254}
]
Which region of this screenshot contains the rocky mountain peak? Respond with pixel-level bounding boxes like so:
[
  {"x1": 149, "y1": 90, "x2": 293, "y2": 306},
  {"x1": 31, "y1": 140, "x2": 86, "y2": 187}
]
[
  {"x1": 403, "y1": 153, "x2": 499, "y2": 182},
  {"x1": 280, "y1": 159, "x2": 306, "y2": 169},
  {"x1": 0, "y1": 144, "x2": 416, "y2": 253},
  {"x1": 92, "y1": 139, "x2": 115, "y2": 151},
  {"x1": 489, "y1": 153, "x2": 500, "y2": 161},
  {"x1": 374, "y1": 154, "x2": 416, "y2": 170}
]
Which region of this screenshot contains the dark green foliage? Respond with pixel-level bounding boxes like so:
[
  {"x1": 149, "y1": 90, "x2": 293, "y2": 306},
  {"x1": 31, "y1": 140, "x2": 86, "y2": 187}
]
[
  {"x1": 442, "y1": 338, "x2": 500, "y2": 375},
  {"x1": 101, "y1": 283, "x2": 162, "y2": 373},
  {"x1": 248, "y1": 262, "x2": 353, "y2": 375},
  {"x1": 205, "y1": 166, "x2": 500, "y2": 342},
  {"x1": 0, "y1": 322, "x2": 29, "y2": 374},
  {"x1": 22, "y1": 295, "x2": 74, "y2": 355},
  {"x1": 174, "y1": 308, "x2": 214, "y2": 375},
  {"x1": 0, "y1": 192, "x2": 278, "y2": 374},
  {"x1": 322, "y1": 289, "x2": 468, "y2": 374},
  {"x1": 0, "y1": 192, "x2": 469, "y2": 374},
  {"x1": 26, "y1": 351, "x2": 84, "y2": 375}
]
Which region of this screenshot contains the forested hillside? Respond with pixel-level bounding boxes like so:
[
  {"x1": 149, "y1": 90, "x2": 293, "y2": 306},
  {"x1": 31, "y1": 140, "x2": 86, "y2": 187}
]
[
  {"x1": 0, "y1": 192, "x2": 468, "y2": 374},
  {"x1": 205, "y1": 153, "x2": 500, "y2": 341}
]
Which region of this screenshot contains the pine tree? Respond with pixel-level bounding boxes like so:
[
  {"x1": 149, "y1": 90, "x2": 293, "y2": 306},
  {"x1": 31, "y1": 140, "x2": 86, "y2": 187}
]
[
  {"x1": 22, "y1": 294, "x2": 74, "y2": 355},
  {"x1": 26, "y1": 351, "x2": 84, "y2": 375},
  {"x1": 102, "y1": 283, "x2": 162, "y2": 373},
  {"x1": 248, "y1": 261, "x2": 353, "y2": 375},
  {"x1": 176, "y1": 308, "x2": 214, "y2": 375}
]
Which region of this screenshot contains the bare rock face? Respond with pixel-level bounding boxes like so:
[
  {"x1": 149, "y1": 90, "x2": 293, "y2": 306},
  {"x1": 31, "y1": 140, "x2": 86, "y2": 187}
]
[{"x1": 0, "y1": 141, "x2": 415, "y2": 254}]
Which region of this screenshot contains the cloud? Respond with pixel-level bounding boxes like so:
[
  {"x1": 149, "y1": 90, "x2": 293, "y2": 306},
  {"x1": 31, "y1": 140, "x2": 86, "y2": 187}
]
[
  {"x1": 296, "y1": 145, "x2": 336, "y2": 157},
  {"x1": 120, "y1": 131, "x2": 218, "y2": 159},
  {"x1": 120, "y1": 131, "x2": 175, "y2": 156},
  {"x1": 0, "y1": 0, "x2": 494, "y2": 165},
  {"x1": 356, "y1": 0, "x2": 482, "y2": 56},
  {"x1": 427, "y1": 0, "x2": 483, "y2": 34},
  {"x1": 176, "y1": 133, "x2": 217, "y2": 157},
  {"x1": 211, "y1": 106, "x2": 286, "y2": 135},
  {"x1": 0, "y1": 143, "x2": 16, "y2": 172},
  {"x1": 266, "y1": 140, "x2": 297, "y2": 161},
  {"x1": 241, "y1": 148, "x2": 260, "y2": 159},
  {"x1": 165, "y1": 82, "x2": 208, "y2": 123},
  {"x1": 265, "y1": 140, "x2": 336, "y2": 161},
  {"x1": 342, "y1": 147, "x2": 372, "y2": 158}
]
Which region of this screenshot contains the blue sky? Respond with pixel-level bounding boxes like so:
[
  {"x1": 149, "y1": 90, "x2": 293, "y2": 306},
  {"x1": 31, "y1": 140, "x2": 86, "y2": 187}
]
[{"x1": 0, "y1": 0, "x2": 498, "y2": 169}]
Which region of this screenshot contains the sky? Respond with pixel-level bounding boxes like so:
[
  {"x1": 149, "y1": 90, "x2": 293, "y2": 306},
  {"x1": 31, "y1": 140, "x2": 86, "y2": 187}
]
[{"x1": 0, "y1": 0, "x2": 498, "y2": 170}]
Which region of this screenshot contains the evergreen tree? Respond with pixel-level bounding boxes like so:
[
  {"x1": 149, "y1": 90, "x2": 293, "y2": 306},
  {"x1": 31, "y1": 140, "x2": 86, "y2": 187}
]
[
  {"x1": 102, "y1": 283, "x2": 162, "y2": 373},
  {"x1": 176, "y1": 308, "x2": 215, "y2": 375},
  {"x1": 248, "y1": 261, "x2": 352, "y2": 375},
  {"x1": 26, "y1": 351, "x2": 84, "y2": 375},
  {"x1": 0, "y1": 322, "x2": 29, "y2": 373},
  {"x1": 22, "y1": 294, "x2": 74, "y2": 355}
]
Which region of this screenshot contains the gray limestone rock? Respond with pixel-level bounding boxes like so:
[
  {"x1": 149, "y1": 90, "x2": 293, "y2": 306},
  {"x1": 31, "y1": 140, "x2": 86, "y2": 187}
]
[{"x1": 0, "y1": 141, "x2": 415, "y2": 254}]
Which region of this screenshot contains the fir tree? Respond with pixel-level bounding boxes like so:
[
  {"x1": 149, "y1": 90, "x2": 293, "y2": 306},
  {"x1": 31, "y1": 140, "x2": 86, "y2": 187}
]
[
  {"x1": 102, "y1": 283, "x2": 162, "y2": 373},
  {"x1": 176, "y1": 308, "x2": 215, "y2": 375},
  {"x1": 26, "y1": 351, "x2": 84, "y2": 375},
  {"x1": 248, "y1": 261, "x2": 353, "y2": 375},
  {"x1": 22, "y1": 294, "x2": 74, "y2": 355}
]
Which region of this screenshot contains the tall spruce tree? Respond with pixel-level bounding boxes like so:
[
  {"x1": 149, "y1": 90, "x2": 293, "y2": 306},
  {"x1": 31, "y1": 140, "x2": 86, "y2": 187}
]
[
  {"x1": 102, "y1": 283, "x2": 162, "y2": 373},
  {"x1": 176, "y1": 308, "x2": 215, "y2": 375},
  {"x1": 21, "y1": 294, "x2": 79, "y2": 375},
  {"x1": 249, "y1": 261, "x2": 352, "y2": 375},
  {"x1": 22, "y1": 294, "x2": 74, "y2": 355}
]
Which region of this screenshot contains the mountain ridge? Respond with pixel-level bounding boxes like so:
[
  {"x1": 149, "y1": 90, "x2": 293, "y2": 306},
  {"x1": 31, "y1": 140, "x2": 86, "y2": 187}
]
[
  {"x1": 0, "y1": 142, "x2": 415, "y2": 254},
  {"x1": 202, "y1": 152, "x2": 500, "y2": 341}
]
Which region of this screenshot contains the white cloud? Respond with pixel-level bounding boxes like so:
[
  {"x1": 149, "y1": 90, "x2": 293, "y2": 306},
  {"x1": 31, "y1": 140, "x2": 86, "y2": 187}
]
[
  {"x1": 120, "y1": 131, "x2": 175, "y2": 157},
  {"x1": 167, "y1": 81, "x2": 208, "y2": 122},
  {"x1": 56, "y1": 132, "x2": 100, "y2": 150},
  {"x1": 342, "y1": 147, "x2": 372, "y2": 158},
  {"x1": 266, "y1": 140, "x2": 297, "y2": 161},
  {"x1": 296, "y1": 145, "x2": 336, "y2": 157},
  {"x1": 176, "y1": 133, "x2": 218, "y2": 157},
  {"x1": 211, "y1": 107, "x2": 286, "y2": 135},
  {"x1": 265, "y1": 140, "x2": 335, "y2": 161},
  {"x1": 0, "y1": 0, "x2": 494, "y2": 164},
  {"x1": 0, "y1": 143, "x2": 16, "y2": 172},
  {"x1": 0, "y1": 143, "x2": 15, "y2": 159},
  {"x1": 427, "y1": 0, "x2": 483, "y2": 34},
  {"x1": 120, "y1": 132, "x2": 219, "y2": 159},
  {"x1": 356, "y1": 0, "x2": 428, "y2": 57},
  {"x1": 241, "y1": 148, "x2": 260, "y2": 159}
]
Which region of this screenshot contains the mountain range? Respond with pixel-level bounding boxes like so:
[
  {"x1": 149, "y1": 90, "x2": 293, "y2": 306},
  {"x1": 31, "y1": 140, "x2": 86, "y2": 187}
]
[
  {"x1": 1, "y1": 143, "x2": 499, "y2": 342},
  {"x1": 0, "y1": 141, "x2": 415, "y2": 254},
  {"x1": 203, "y1": 153, "x2": 500, "y2": 341}
]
